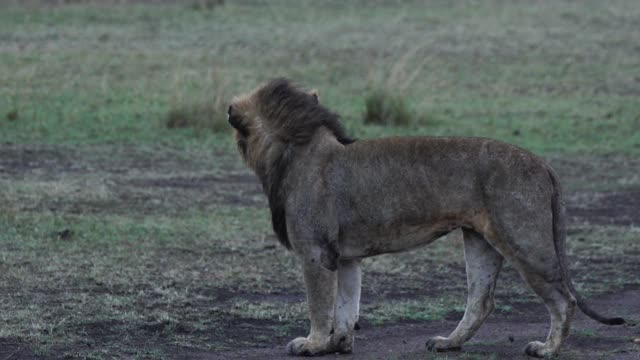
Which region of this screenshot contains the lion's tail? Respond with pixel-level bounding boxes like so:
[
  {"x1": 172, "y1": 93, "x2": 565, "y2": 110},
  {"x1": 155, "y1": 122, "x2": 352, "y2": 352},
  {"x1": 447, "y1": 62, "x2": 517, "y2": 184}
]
[{"x1": 548, "y1": 167, "x2": 625, "y2": 325}]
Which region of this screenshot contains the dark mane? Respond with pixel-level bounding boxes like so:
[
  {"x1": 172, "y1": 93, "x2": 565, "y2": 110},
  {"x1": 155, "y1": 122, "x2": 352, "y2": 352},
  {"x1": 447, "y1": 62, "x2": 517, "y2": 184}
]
[
  {"x1": 256, "y1": 78, "x2": 355, "y2": 146},
  {"x1": 256, "y1": 143, "x2": 294, "y2": 249},
  {"x1": 255, "y1": 78, "x2": 355, "y2": 250}
]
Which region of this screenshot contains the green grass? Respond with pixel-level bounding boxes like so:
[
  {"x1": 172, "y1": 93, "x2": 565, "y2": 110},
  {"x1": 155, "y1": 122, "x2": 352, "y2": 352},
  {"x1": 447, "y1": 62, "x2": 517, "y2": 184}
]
[
  {"x1": 0, "y1": 1, "x2": 639, "y2": 154},
  {"x1": 0, "y1": 206, "x2": 281, "y2": 357},
  {"x1": 364, "y1": 297, "x2": 465, "y2": 325},
  {"x1": 226, "y1": 301, "x2": 306, "y2": 322},
  {"x1": 363, "y1": 89, "x2": 413, "y2": 126}
]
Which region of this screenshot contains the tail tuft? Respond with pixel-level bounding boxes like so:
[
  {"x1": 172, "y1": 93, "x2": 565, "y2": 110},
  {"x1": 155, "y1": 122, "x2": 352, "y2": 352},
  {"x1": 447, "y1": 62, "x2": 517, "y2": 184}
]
[
  {"x1": 576, "y1": 299, "x2": 627, "y2": 325},
  {"x1": 605, "y1": 317, "x2": 626, "y2": 325}
]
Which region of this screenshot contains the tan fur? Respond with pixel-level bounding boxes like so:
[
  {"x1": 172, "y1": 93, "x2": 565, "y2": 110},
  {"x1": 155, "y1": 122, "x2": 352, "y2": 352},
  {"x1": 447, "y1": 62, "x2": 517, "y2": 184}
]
[
  {"x1": 227, "y1": 79, "x2": 624, "y2": 358},
  {"x1": 230, "y1": 91, "x2": 266, "y2": 170}
]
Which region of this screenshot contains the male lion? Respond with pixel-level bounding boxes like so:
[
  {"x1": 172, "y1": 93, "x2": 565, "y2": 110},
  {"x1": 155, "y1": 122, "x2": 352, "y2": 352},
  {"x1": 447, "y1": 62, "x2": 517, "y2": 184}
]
[{"x1": 227, "y1": 78, "x2": 624, "y2": 358}]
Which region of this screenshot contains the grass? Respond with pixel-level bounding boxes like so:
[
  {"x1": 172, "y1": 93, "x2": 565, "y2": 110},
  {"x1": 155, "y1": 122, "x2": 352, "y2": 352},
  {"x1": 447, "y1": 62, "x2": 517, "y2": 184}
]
[
  {"x1": 362, "y1": 48, "x2": 424, "y2": 126},
  {"x1": 363, "y1": 89, "x2": 413, "y2": 126},
  {"x1": 0, "y1": 1, "x2": 639, "y2": 154},
  {"x1": 0, "y1": 206, "x2": 280, "y2": 357},
  {"x1": 0, "y1": 1, "x2": 639, "y2": 358},
  {"x1": 164, "y1": 68, "x2": 230, "y2": 132},
  {"x1": 226, "y1": 301, "x2": 306, "y2": 322},
  {"x1": 572, "y1": 329, "x2": 599, "y2": 338},
  {"x1": 364, "y1": 297, "x2": 465, "y2": 325}
]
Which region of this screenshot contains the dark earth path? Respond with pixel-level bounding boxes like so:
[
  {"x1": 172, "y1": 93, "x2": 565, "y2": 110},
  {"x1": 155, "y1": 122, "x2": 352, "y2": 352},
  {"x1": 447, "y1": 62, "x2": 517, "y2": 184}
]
[{"x1": 211, "y1": 290, "x2": 640, "y2": 360}]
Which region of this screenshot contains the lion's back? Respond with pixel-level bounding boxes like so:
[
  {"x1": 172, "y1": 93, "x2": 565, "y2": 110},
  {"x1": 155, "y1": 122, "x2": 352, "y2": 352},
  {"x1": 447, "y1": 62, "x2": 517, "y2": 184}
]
[
  {"x1": 334, "y1": 136, "x2": 551, "y2": 189},
  {"x1": 328, "y1": 136, "x2": 554, "y2": 226}
]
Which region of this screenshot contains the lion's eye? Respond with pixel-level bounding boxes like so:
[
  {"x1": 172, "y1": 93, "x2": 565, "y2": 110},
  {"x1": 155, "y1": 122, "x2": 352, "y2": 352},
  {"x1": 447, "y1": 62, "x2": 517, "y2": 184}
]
[
  {"x1": 237, "y1": 123, "x2": 249, "y2": 138},
  {"x1": 228, "y1": 114, "x2": 249, "y2": 138},
  {"x1": 228, "y1": 114, "x2": 240, "y2": 128}
]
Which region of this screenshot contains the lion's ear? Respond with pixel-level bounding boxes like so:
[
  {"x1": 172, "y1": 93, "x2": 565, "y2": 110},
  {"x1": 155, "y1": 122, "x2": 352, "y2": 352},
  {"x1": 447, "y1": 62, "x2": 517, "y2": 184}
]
[{"x1": 309, "y1": 89, "x2": 319, "y2": 104}]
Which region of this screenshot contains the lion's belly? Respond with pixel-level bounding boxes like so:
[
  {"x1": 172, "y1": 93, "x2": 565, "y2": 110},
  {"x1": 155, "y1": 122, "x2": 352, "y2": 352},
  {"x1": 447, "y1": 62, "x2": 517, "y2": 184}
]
[
  {"x1": 337, "y1": 209, "x2": 491, "y2": 259},
  {"x1": 339, "y1": 227, "x2": 445, "y2": 258}
]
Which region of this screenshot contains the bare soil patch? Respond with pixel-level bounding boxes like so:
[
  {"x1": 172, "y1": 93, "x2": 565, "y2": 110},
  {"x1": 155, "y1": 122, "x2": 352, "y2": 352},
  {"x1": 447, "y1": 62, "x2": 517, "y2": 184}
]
[
  {"x1": 0, "y1": 339, "x2": 37, "y2": 360},
  {"x1": 567, "y1": 191, "x2": 640, "y2": 226},
  {"x1": 199, "y1": 290, "x2": 640, "y2": 360}
]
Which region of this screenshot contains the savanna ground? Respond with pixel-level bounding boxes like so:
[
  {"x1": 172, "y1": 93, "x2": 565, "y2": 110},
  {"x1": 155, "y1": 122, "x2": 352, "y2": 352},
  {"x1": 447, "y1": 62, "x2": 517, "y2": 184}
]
[{"x1": 0, "y1": 1, "x2": 639, "y2": 359}]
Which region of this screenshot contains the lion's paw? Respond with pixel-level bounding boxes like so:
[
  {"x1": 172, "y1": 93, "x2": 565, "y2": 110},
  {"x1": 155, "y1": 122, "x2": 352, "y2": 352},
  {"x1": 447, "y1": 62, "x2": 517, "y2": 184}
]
[
  {"x1": 524, "y1": 341, "x2": 555, "y2": 358},
  {"x1": 426, "y1": 336, "x2": 462, "y2": 352},
  {"x1": 286, "y1": 337, "x2": 328, "y2": 356},
  {"x1": 330, "y1": 332, "x2": 354, "y2": 354}
]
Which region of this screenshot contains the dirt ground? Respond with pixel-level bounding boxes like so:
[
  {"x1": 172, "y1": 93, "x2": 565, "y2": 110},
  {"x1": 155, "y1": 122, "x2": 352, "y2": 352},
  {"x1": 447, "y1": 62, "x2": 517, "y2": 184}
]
[
  {"x1": 206, "y1": 290, "x2": 640, "y2": 360},
  {"x1": 0, "y1": 143, "x2": 639, "y2": 359}
]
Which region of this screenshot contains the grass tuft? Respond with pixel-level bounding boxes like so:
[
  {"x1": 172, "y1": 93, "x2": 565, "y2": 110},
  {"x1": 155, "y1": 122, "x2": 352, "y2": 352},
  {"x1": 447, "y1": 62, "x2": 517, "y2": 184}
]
[
  {"x1": 363, "y1": 89, "x2": 412, "y2": 126},
  {"x1": 165, "y1": 102, "x2": 226, "y2": 131},
  {"x1": 164, "y1": 69, "x2": 229, "y2": 133},
  {"x1": 363, "y1": 47, "x2": 426, "y2": 126},
  {"x1": 6, "y1": 109, "x2": 18, "y2": 122}
]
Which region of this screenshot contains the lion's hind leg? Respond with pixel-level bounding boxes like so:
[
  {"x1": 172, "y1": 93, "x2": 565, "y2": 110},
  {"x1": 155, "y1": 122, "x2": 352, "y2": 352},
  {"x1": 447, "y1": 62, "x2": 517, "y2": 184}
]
[
  {"x1": 427, "y1": 229, "x2": 503, "y2": 352},
  {"x1": 514, "y1": 264, "x2": 576, "y2": 357},
  {"x1": 486, "y1": 200, "x2": 576, "y2": 358}
]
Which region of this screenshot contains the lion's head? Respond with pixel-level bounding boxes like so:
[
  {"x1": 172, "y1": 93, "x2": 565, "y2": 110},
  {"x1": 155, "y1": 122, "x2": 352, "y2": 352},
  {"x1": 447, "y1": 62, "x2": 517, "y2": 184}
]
[{"x1": 227, "y1": 78, "x2": 354, "y2": 173}]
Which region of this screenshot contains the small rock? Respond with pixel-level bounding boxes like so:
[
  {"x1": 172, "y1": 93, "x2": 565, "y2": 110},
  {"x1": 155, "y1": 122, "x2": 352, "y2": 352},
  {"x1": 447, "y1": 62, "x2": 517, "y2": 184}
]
[
  {"x1": 6, "y1": 109, "x2": 18, "y2": 121},
  {"x1": 56, "y1": 228, "x2": 73, "y2": 241}
]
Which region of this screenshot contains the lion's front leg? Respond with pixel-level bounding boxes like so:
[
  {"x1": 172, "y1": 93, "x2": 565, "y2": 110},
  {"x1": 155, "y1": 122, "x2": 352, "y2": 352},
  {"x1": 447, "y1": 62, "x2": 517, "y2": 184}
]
[
  {"x1": 287, "y1": 258, "x2": 337, "y2": 356},
  {"x1": 331, "y1": 259, "x2": 361, "y2": 354}
]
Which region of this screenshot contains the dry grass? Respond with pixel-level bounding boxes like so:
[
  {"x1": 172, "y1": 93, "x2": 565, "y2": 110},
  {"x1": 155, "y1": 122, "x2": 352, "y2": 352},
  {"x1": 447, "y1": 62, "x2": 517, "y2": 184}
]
[
  {"x1": 6, "y1": 109, "x2": 18, "y2": 122},
  {"x1": 165, "y1": 102, "x2": 225, "y2": 131},
  {"x1": 165, "y1": 68, "x2": 229, "y2": 132},
  {"x1": 363, "y1": 47, "x2": 427, "y2": 126},
  {"x1": 363, "y1": 89, "x2": 412, "y2": 126}
]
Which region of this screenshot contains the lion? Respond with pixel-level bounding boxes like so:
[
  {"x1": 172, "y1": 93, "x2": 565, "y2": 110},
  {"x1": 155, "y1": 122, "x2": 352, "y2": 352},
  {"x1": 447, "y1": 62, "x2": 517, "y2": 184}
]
[{"x1": 227, "y1": 78, "x2": 625, "y2": 358}]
